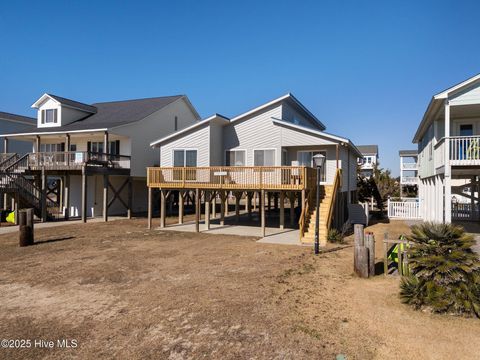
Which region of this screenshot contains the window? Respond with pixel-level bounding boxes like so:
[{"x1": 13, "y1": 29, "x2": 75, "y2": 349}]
[
  {"x1": 254, "y1": 149, "x2": 275, "y2": 166},
  {"x1": 226, "y1": 150, "x2": 245, "y2": 166},
  {"x1": 460, "y1": 124, "x2": 473, "y2": 136},
  {"x1": 174, "y1": 116, "x2": 178, "y2": 131},
  {"x1": 173, "y1": 149, "x2": 197, "y2": 167},
  {"x1": 42, "y1": 109, "x2": 58, "y2": 124},
  {"x1": 89, "y1": 141, "x2": 120, "y2": 155},
  {"x1": 282, "y1": 149, "x2": 288, "y2": 166},
  {"x1": 40, "y1": 143, "x2": 63, "y2": 152},
  {"x1": 297, "y1": 151, "x2": 327, "y2": 182}
]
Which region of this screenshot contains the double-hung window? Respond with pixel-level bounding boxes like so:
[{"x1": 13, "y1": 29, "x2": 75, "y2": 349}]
[
  {"x1": 226, "y1": 150, "x2": 246, "y2": 166},
  {"x1": 254, "y1": 149, "x2": 275, "y2": 166},
  {"x1": 41, "y1": 109, "x2": 58, "y2": 124}
]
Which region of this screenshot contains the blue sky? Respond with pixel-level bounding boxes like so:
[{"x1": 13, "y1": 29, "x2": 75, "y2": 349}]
[{"x1": 1, "y1": 0, "x2": 479, "y2": 175}]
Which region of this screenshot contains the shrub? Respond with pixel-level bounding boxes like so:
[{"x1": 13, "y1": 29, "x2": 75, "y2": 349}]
[
  {"x1": 399, "y1": 222, "x2": 480, "y2": 317},
  {"x1": 327, "y1": 229, "x2": 344, "y2": 243}
]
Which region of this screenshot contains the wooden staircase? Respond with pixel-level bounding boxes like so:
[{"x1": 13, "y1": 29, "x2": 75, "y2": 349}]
[
  {"x1": 301, "y1": 185, "x2": 334, "y2": 245},
  {"x1": 299, "y1": 169, "x2": 342, "y2": 246},
  {"x1": 0, "y1": 153, "x2": 56, "y2": 220}
]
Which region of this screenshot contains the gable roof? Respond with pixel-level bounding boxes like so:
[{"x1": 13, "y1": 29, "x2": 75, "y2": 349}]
[
  {"x1": 3, "y1": 95, "x2": 194, "y2": 136},
  {"x1": 0, "y1": 111, "x2": 36, "y2": 125},
  {"x1": 413, "y1": 73, "x2": 480, "y2": 143},
  {"x1": 272, "y1": 118, "x2": 362, "y2": 157},
  {"x1": 150, "y1": 113, "x2": 230, "y2": 147},
  {"x1": 32, "y1": 93, "x2": 97, "y2": 113},
  {"x1": 230, "y1": 93, "x2": 326, "y2": 130},
  {"x1": 357, "y1": 145, "x2": 378, "y2": 156}
]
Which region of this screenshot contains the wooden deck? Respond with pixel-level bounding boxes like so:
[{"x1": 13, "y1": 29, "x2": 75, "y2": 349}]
[{"x1": 147, "y1": 166, "x2": 316, "y2": 191}]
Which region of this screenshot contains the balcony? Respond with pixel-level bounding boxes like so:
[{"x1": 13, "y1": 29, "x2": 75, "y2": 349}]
[
  {"x1": 435, "y1": 136, "x2": 480, "y2": 169},
  {"x1": 147, "y1": 166, "x2": 317, "y2": 190},
  {"x1": 401, "y1": 162, "x2": 418, "y2": 170},
  {"x1": 401, "y1": 176, "x2": 418, "y2": 185},
  {"x1": 27, "y1": 151, "x2": 131, "y2": 171}
]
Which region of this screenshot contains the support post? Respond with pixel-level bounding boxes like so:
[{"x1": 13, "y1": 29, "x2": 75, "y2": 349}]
[
  {"x1": 205, "y1": 191, "x2": 210, "y2": 229},
  {"x1": 444, "y1": 100, "x2": 452, "y2": 223},
  {"x1": 225, "y1": 192, "x2": 229, "y2": 216},
  {"x1": 65, "y1": 134, "x2": 70, "y2": 166},
  {"x1": 103, "y1": 175, "x2": 108, "y2": 222},
  {"x1": 127, "y1": 177, "x2": 132, "y2": 219},
  {"x1": 41, "y1": 167, "x2": 47, "y2": 222},
  {"x1": 195, "y1": 188, "x2": 200, "y2": 232},
  {"x1": 220, "y1": 191, "x2": 225, "y2": 226},
  {"x1": 247, "y1": 192, "x2": 252, "y2": 216},
  {"x1": 147, "y1": 187, "x2": 152, "y2": 229},
  {"x1": 104, "y1": 131, "x2": 109, "y2": 158},
  {"x1": 81, "y1": 166, "x2": 87, "y2": 223},
  {"x1": 212, "y1": 194, "x2": 216, "y2": 218},
  {"x1": 3, "y1": 137, "x2": 8, "y2": 153},
  {"x1": 280, "y1": 191, "x2": 285, "y2": 230},
  {"x1": 64, "y1": 174, "x2": 70, "y2": 220},
  {"x1": 261, "y1": 189, "x2": 266, "y2": 237},
  {"x1": 178, "y1": 190, "x2": 184, "y2": 224},
  {"x1": 289, "y1": 193, "x2": 295, "y2": 226},
  {"x1": 160, "y1": 189, "x2": 166, "y2": 228},
  {"x1": 235, "y1": 192, "x2": 240, "y2": 222}
]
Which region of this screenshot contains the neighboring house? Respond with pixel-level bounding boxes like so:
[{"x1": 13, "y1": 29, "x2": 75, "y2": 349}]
[
  {"x1": 399, "y1": 149, "x2": 418, "y2": 197},
  {"x1": 0, "y1": 111, "x2": 35, "y2": 154},
  {"x1": 147, "y1": 93, "x2": 361, "y2": 245},
  {"x1": 0, "y1": 93, "x2": 200, "y2": 220},
  {"x1": 357, "y1": 145, "x2": 378, "y2": 178},
  {"x1": 413, "y1": 73, "x2": 480, "y2": 223}
]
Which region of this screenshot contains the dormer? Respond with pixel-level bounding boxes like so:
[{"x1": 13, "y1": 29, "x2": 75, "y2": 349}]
[{"x1": 31, "y1": 93, "x2": 97, "y2": 128}]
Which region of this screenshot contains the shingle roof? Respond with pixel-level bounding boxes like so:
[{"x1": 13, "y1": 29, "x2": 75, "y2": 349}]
[
  {"x1": 48, "y1": 94, "x2": 97, "y2": 113},
  {"x1": 399, "y1": 149, "x2": 418, "y2": 156},
  {"x1": 0, "y1": 111, "x2": 36, "y2": 125},
  {"x1": 2, "y1": 95, "x2": 184, "y2": 135},
  {"x1": 357, "y1": 145, "x2": 378, "y2": 156}
]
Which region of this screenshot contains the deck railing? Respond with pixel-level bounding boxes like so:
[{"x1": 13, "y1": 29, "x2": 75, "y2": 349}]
[
  {"x1": 387, "y1": 198, "x2": 422, "y2": 219},
  {"x1": 435, "y1": 136, "x2": 480, "y2": 168},
  {"x1": 147, "y1": 166, "x2": 316, "y2": 190},
  {"x1": 400, "y1": 176, "x2": 418, "y2": 184},
  {"x1": 28, "y1": 151, "x2": 131, "y2": 169}
]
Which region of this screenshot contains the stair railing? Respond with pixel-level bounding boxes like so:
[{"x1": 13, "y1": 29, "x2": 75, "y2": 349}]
[{"x1": 325, "y1": 169, "x2": 342, "y2": 232}]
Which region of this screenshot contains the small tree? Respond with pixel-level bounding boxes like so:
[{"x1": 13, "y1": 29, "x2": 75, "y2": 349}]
[{"x1": 400, "y1": 222, "x2": 480, "y2": 317}]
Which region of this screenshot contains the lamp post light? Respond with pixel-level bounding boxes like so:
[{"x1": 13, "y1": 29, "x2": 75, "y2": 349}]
[{"x1": 313, "y1": 153, "x2": 326, "y2": 255}]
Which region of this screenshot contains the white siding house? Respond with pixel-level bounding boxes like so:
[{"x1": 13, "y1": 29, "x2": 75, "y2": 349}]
[
  {"x1": 413, "y1": 74, "x2": 480, "y2": 223},
  {"x1": 0, "y1": 93, "x2": 200, "y2": 221}
]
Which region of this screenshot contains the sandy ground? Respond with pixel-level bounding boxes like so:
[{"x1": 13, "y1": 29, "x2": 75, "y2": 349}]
[{"x1": 0, "y1": 218, "x2": 478, "y2": 359}]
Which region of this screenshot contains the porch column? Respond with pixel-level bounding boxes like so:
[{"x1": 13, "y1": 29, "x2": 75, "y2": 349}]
[
  {"x1": 336, "y1": 144, "x2": 339, "y2": 169},
  {"x1": 81, "y1": 166, "x2": 87, "y2": 223},
  {"x1": 103, "y1": 175, "x2": 108, "y2": 222},
  {"x1": 261, "y1": 189, "x2": 266, "y2": 237},
  {"x1": 205, "y1": 191, "x2": 211, "y2": 230},
  {"x1": 64, "y1": 174, "x2": 70, "y2": 220},
  {"x1": 3, "y1": 137, "x2": 8, "y2": 153},
  {"x1": 178, "y1": 190, "x2": 184, "y2": 224},
  {"x1": 65, "y1": 134, "x2": 70, "y2": 166},
  {"x1": 280, "y1": 191, "x2": 285, "y2": 229},
  {"x1": 195, "y1": 188, "x2": 200, "y2": 233},
  {"x1": 444, "y1": 100, "x2": 452, "y2": 223},
  {"x1": 160, "y1": 189, "x2": 166, "y2": 228},
  {"x1": 147, "y1": 187, "x2": 152, "y2": 229},
  {"x1": 41, "y1": 167, "x2": 47, "y2": 222},
  {"x1": 104, "y1": 131, "x2": 109, "y2": 155}
]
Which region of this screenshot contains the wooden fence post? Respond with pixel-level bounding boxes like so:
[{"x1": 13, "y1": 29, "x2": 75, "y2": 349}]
[
  {"x1": 354, "y1": 224, "x2": 369, "y2": 278},
  {"x1": 365, "y1": 232, "x2": 375, "y2": 276}
]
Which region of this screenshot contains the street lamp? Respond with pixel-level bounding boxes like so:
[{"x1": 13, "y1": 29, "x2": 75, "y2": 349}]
[{"x1": 313, "y1": 153, "x2": 326, "y2": 255}]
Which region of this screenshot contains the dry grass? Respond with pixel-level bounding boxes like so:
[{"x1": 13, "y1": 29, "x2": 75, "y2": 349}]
[{"x1": 0, "y1": 218, "x2": 478, "y2": 359}]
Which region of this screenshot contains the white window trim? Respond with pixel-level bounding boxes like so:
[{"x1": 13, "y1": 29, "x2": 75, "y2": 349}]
[
  {"x1": 172, "y1": 148, "x2": 198, "y2": 167},
  {"x1": 225, "y1": 149, "x2": 247, "y2": 166},
  {"x1": 253, "y1": 148, "x2": 277, "y2": 166},
  {"x1": 296, "y1": 150, "x2": 328, "y2": 183}
]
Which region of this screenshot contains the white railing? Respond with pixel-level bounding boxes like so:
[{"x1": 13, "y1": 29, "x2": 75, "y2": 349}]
[
  {"x1": 434, "y1": 138, "x2": 445, "y2": 169},
  {"x1": 402, "y1": 162, "x2": 418, "y2": 169},
  {"x1": 401, "y1": 176, "x2": 418, "y2": 184},
  {"x1": 449, "y1": 136, "x2": 480, "y2": 165},
  {"x1": 387, "y1": 198, "x2": 422, "y2": 219}
]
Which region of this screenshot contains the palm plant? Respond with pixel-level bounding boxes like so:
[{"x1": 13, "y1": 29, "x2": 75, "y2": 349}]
[{"x1": 400, "y1": 222, "x2": 480, "y2": 317}]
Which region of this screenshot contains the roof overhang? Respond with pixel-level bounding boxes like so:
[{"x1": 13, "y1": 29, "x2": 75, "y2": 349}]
[
  {"x1": 230, "y1": 93, "x2": 326, "y2": 130},
  {"x1": 31, "y1": 93, "x2": 96, "y2": 113},
  {"x1": 0, "y1": 128, "x2": 108, "y2": 138},
  {"x1": 413, "y1": 73, "x2": 480, "y2": 143},
  {"x1": 150, "y1": 114, "x2": 229, "y2": 147},
  {"x1": 272, "y1": 118, "x2": 362, "y2": 157}
]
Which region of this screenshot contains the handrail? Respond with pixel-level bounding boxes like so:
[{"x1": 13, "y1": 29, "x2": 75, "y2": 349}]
[
  {"x1": 326, "y1": 169, "x2": 342, "y2": 232},
  {"x1": 5, "y1": 153, "x2": 29, "y2": 172},
  {"x1": 29, "y1": 151, "x2": 131, "y2": 169},
  {"x1": 0, "y1": 153, "x2": 19, "y2": 169}
]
